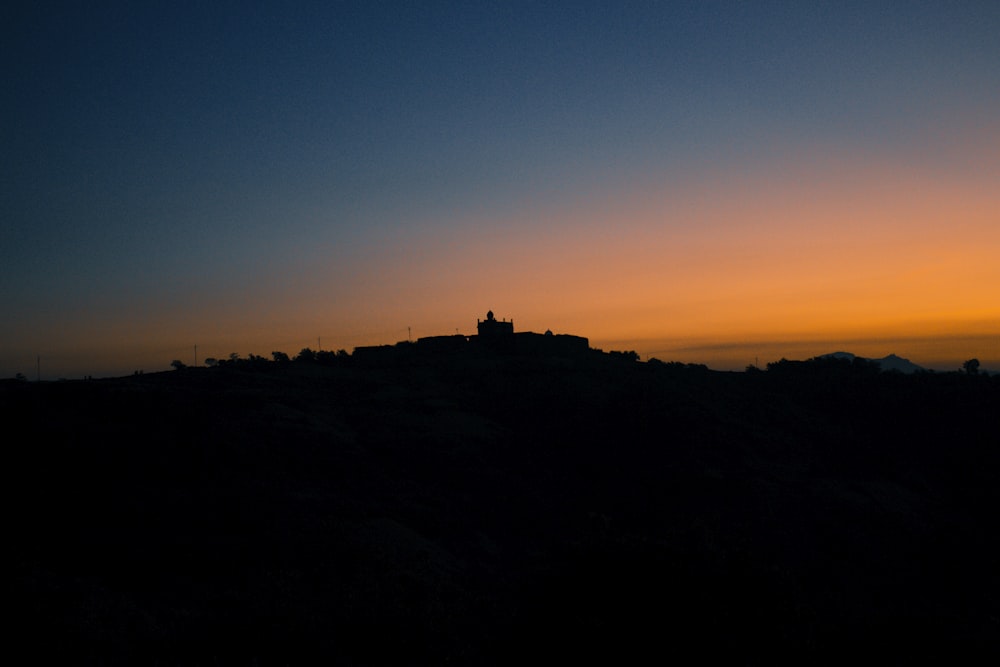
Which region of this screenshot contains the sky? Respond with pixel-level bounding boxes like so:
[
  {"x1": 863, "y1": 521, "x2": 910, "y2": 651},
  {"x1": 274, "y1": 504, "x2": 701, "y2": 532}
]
[{"x1": 3, "y1": 1, "x2": 999, "y2": 379}]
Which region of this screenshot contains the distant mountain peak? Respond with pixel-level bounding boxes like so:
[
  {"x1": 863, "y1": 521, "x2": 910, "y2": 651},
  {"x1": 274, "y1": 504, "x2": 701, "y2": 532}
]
[
  {"x1": 817, "y1": 351, "x2": 924, "y2": 374},
  {"x1": 874, "y1": 354, "x2": 923, "y2": 373}
]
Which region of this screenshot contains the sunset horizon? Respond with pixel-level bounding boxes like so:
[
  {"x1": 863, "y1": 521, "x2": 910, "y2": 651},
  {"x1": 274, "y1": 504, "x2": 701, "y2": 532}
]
[{"x1": 4, "y1": 2, "x2": 998, "y2": 379}]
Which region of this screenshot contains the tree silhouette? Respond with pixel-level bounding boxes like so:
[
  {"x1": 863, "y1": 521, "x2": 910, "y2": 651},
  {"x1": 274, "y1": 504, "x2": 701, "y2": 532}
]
[
  {"x1": 963, "y1": 358, "x2": 980, "y2": 375},
  {"x1": 170, "y1": 359, "x2": 186, "y2": 371}
]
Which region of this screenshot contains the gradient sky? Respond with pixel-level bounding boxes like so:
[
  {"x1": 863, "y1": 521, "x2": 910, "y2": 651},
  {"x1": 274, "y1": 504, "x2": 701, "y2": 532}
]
[{"x1": 3, "y1": 1, "x2": 999, "y2": 378}]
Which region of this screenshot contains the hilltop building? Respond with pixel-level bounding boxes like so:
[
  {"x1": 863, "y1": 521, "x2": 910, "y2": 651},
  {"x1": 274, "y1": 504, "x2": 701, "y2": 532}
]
[
  {"x1": 477, "y1": 310, "x2": 514, "y2": 337},
  {"x1": 473, "y1": 309, "x2": 589, "y2": 355},
  {"x1": 354, "y1": 309, "x2": 589, "y2": 363},
  {"x1": 474, "y1": 310, "x2": 514, "y2": 351}
]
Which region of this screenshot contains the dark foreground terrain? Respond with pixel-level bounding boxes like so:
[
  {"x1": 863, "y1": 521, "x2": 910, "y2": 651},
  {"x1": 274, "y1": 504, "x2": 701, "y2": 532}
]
[{"x1": 7, "y1": 352, "x2": 1000, "y2": 663}]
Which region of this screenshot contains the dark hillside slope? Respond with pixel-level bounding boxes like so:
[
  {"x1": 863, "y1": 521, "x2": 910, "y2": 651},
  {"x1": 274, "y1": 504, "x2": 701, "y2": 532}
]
[{"x1": 7, "y1": 357, "x2": 1000, "y2": 663}]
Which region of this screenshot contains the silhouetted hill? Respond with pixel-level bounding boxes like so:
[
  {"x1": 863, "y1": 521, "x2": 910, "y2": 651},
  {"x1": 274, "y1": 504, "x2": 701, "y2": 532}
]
[{"x1": 7, "y1": 355, "x2": 1000, "y2": 663}]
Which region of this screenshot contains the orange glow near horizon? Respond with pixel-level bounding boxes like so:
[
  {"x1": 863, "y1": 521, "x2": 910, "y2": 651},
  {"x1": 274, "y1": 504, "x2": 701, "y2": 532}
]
[
  {"x1": 5, "y1": 135, "x2": 998, "y2": 378},
  {"x1": 331, "y1": 143, "x2": 1000, "y2": 366}
]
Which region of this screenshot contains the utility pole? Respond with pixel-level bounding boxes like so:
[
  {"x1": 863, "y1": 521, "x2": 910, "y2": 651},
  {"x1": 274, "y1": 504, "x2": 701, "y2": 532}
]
[{"x1": 408, "y1": 327, "x2": 411, "y2": 342}]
